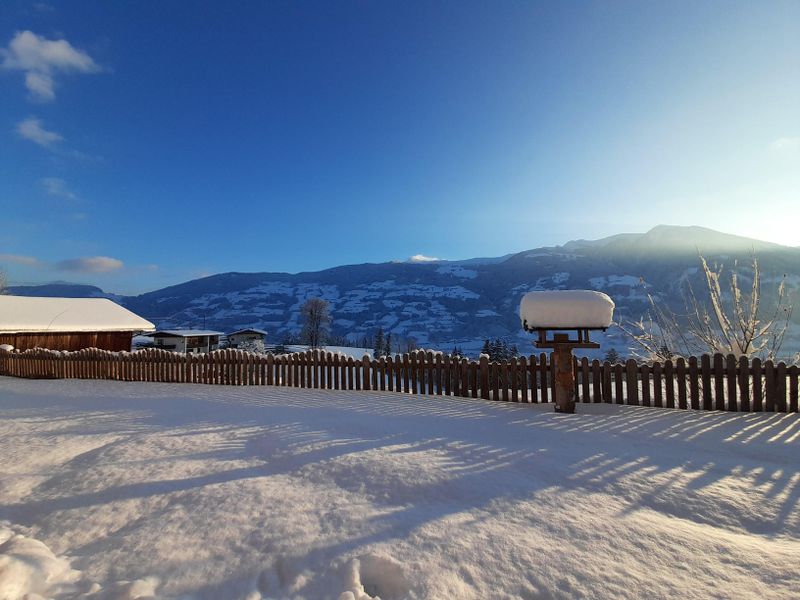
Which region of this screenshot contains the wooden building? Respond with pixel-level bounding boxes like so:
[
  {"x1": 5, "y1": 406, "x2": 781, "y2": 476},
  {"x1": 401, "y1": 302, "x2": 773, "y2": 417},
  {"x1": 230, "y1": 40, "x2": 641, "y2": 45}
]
[
  {"x1": 0, "y1": 296, "x2": 155, "y2": 352},
  {"x1": 147, "y1": 330, "x2": 223, "y2": 354},
  {"x1": 227, "y1": 328, "x2": 268, "y2": 348}
]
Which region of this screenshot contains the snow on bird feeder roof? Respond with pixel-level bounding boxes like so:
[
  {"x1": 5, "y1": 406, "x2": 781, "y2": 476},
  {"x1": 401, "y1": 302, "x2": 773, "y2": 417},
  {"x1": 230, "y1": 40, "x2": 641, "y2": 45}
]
[{"x1": 519, "y1": 290, "x2": 614, "y2": 330}]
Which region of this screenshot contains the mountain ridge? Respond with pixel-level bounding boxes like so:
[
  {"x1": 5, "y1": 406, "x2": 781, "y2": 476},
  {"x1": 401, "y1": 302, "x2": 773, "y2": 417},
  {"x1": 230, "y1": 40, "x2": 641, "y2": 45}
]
[{"x1": 7, "y1": 226, "x2": 799, "y2": 356}]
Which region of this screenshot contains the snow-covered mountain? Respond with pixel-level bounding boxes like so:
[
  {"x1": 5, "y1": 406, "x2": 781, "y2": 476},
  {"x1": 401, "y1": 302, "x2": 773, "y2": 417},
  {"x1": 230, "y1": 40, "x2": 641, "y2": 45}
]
[
  {"x1": 118, "y1": 226, "x2": 800, "y2": 355},
  {"x1": 11, "y1": 226, "x2": 800, "y2": 356},
  {"x1": 5, "y1": 282, "x2": 120, "y2": 300}
]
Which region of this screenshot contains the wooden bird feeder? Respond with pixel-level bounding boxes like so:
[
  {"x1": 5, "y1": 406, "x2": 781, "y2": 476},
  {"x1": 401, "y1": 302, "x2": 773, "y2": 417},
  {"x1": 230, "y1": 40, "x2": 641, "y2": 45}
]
[{"x1": 520, "y1": 290, "x2": 615, "y2": 413}]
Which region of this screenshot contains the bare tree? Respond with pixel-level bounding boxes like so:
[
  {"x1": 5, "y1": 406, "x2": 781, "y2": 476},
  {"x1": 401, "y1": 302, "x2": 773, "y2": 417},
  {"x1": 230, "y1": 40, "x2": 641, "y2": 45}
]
[
  {"x1": 623, "y1": 255, "x2": 793, "y2": 361},
  {"x1": 299, "y1": 298, "x2": 331, "y2": 348},
  {"x1": 0, "y1": 270, "x2": 5, "y2": 294}
]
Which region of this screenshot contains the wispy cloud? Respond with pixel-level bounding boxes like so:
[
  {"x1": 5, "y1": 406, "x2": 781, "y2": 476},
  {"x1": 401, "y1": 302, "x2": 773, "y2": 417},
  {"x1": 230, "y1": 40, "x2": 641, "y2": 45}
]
[
  {"x1": 770, "y1": 137, "x2": 800, "y2": 154},
  {"x1": 0, "y1": 253, "x2": 43, "y2": 267},
  {"x1": 57, "y1": 256, "x2": 124, "y2": 273},
  {"x1": 16, "y1": 116, "x2": 63, "y2": 147},
  {"x1": 1, "y1": 30, "x2": 100, "y2": 101},
  {"x1": 41, "y1": 177, "x2": 77, "y2": 200}
]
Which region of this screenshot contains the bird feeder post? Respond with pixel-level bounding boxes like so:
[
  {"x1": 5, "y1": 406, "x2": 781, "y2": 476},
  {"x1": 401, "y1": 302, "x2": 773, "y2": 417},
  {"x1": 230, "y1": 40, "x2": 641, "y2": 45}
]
[
  {"x1": 551, "y1": 334, "x2": 578, "y2": 413},
  {"x1": 535, "y1": 331, "x2": 599, "y2": 413},
  {"x1": 519, "y1": 291, "x2": 615, "y2": 414}
]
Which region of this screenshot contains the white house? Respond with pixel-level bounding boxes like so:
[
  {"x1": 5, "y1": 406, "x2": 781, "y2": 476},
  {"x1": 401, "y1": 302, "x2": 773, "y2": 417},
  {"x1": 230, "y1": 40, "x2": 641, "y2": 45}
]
[
  {"x1": 227, "y1": 328, "x2": 268, "y2": 348},
  {"x1": 146, "y1": 330, "x2": 223, "y2": 354}
]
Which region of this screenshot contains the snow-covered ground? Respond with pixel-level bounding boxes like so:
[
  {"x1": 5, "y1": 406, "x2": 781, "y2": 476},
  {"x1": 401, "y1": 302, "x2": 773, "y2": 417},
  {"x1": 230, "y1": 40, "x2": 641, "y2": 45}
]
[{"x1": 0, "y1": 377, "x2": 798, "y2": 599}]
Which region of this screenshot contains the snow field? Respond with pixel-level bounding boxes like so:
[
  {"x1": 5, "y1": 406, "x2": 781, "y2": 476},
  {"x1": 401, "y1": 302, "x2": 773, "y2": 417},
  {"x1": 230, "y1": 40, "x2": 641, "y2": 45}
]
[{"x1": 0, "y1": 376, "x2": 798, "y2": 599}]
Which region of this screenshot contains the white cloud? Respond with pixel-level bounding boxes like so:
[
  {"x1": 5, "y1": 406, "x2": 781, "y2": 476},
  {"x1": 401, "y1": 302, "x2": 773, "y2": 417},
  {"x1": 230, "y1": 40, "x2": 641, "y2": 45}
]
[
  {"x1": 408, "y1": 254, "x2": 441, "y2": 263},
  {"x1": 57, "y1": 256, "x2": 124, "y2": 273},
  {"x1": 16, "y1": 117, "x2": 63, "y2": 147},
  {"x1": 1, "y1": 30, "x2": 100, "y2": 101},
  {"x1": 41, "y1": 177, "x2": 77, "y2": 200},
  {"x1": 0, "y1": 254, "x2": 42, "y2": 267},
  {"x1": 770, "y1": 137, "x2": 800, "y2": 154}
]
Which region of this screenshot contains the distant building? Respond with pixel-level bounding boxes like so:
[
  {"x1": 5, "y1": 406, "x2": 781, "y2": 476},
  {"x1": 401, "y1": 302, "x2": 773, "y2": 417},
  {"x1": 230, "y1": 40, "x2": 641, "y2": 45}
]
[
  {"x1": 146, "y1": 330, "x2": 223, "y2": 354},
  {"x1": 0, "y1": 296, "x2": 155, "y2": 352},
  {"x1": 227, "y1": 328, "x2": 268, "y2": 348}
]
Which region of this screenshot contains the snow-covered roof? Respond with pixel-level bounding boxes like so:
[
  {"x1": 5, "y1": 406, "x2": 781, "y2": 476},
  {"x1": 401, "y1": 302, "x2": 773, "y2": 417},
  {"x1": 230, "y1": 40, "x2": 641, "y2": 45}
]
[
  {"x1": 227, "y1": 328, "x2": 268, "y2": 336},
  {"x1": 0, "y1": 296, "x2": 155, "y2": 334},
  {"x1": 147, "y1": 329, "x2": 224, "y2": 338},
  {"x1": 519, "y1": 290, "x2": 614, "y2": 329}
]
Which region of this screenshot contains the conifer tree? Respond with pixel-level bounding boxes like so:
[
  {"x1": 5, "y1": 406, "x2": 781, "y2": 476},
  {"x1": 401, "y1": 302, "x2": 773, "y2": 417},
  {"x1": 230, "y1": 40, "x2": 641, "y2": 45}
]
[
  {"x1": 384, "y1": 333, "x2": 392, "y2": 357},
  {"x1": 374, "y1": 327, "x2": 385, "y2": 357}
]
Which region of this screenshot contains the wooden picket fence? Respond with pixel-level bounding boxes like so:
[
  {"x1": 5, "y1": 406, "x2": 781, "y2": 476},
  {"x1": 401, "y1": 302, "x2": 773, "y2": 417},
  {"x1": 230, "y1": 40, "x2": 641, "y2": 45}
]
[{"x1": 0, "y1": 348, "x2": 797, "y2": 413}]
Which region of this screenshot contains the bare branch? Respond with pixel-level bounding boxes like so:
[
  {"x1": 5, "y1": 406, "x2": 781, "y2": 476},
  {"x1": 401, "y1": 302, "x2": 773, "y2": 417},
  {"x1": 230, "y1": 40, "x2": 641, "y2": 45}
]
[{"x1": 624, "y1": 254, "x2": 792, "y2": 362}]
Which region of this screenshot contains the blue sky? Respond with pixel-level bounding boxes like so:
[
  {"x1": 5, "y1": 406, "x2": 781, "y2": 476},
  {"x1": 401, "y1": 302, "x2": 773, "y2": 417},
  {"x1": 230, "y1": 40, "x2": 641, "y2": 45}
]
[{"x1": 1, "y1": 1, "x2": 798, "y2": 294}]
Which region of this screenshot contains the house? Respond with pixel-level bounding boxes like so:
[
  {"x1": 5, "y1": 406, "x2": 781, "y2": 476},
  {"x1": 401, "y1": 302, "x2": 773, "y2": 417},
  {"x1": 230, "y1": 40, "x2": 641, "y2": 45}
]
[
  {"x1": 146, "y1": 330, "x2": 223, "y2": 354},
  {"x1": 0, "y1": 296, "x2": 155, "y2": 352},
  {"x1": 227, "y1": 328, "x2": 268, "y2": 348}
]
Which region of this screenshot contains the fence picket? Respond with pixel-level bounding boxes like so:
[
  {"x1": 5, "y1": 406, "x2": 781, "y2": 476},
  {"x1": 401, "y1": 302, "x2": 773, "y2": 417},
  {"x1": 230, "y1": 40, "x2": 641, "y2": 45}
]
[
  {"x1": 363, "y1": 355, "x2": 371, "y2": 392},
  {"x1": 701, "y1": 355, "x2": 713, "y2": 410},
  {"x1": 540, "y1": 353, "x2": 550, "y2": 404},
  {"x1": 664, "y1": 360, "x2": 675, "y2": 409},
  {"x1": 713, "y1": 354, "x2": 725, "y2": 411},
  {"x1": 764, "y1": 360, "x2": 776, "y2": 412},
  {"x1": 519, "y1": 356, "x2": 529, "y2": 403},
  {"x1": 640, "y1": 364, "x2": 651, "y2": 407},
  {"x1": 689, "y1": 356, "x2": 699, "y2": 410},
  {"x1": 653, "y1": 362, "x2": 663, "y2": 408},
  {"x1": 626, "y1": 359, "x2": 639, "y2": 406},
  {"x1": 676, "y1": 358, "x2": 687, "y2": 409},
  {"x1": 591, "y1": 359, "x2": 601, "y2": 404},
  {"x1": 725, "y1": 354, "x2": 737, "y2": 411},
  {"x1": 752, "y1": 358, "x2": 763, "y2": 411},
  {"x1": 776, "y1": 362, "x2": 787, "y2": 413},
  {"x1": 614, "y1": 363, "x2": 624, "y2": 404},
  {"x1": 501, "y1": 360, "x2": 509, "y2": 402},
  {"x1": 601, "y1": 361, "x2": 612, "y2": 404}
]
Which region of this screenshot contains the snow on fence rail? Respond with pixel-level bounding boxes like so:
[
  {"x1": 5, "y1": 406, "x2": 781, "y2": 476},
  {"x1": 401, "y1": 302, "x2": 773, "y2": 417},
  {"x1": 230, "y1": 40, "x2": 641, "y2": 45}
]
[{"x1": 0, "y1": 348, "x2": 797, "y2": 413}]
